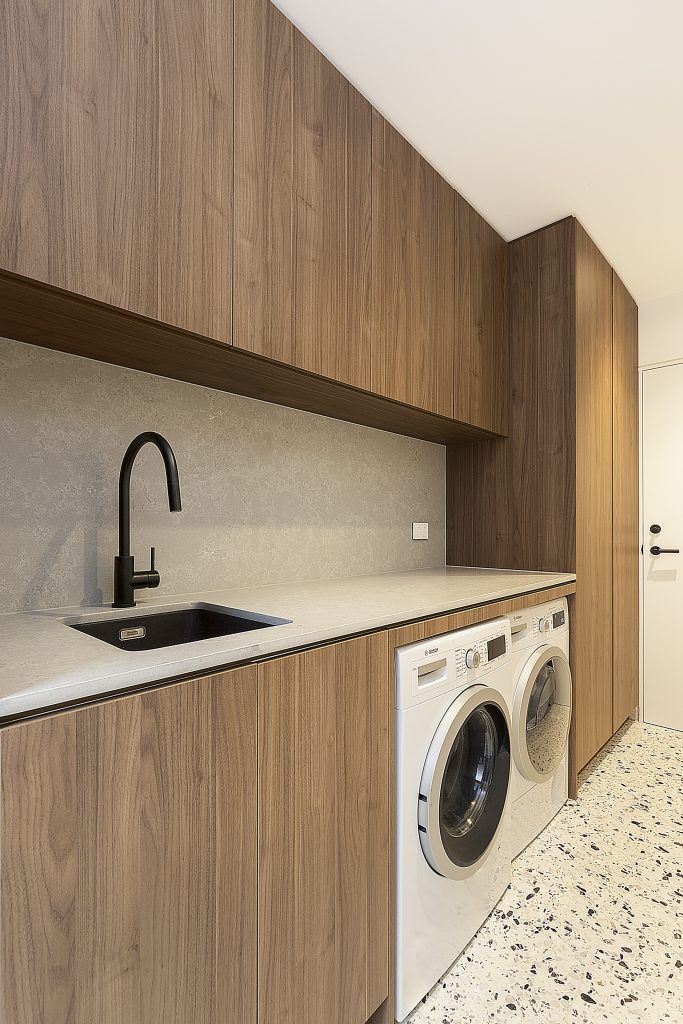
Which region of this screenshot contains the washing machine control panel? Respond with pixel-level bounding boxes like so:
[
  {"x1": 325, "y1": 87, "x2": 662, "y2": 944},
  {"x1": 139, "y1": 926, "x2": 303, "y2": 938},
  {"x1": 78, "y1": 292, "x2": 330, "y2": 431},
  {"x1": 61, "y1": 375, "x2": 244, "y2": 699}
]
[
  {"x1": 531, "y1": 605, "x2": 566, "y2": 639},
  {"x1": 395, "y1": 618, "x2": 512, "y2": 709},
  {"x1": 455, "y1": 630, "x2": 507, "y2": 678},
  {"x1": 508, "y1": 598, "x2": 569, "y2": 648}
]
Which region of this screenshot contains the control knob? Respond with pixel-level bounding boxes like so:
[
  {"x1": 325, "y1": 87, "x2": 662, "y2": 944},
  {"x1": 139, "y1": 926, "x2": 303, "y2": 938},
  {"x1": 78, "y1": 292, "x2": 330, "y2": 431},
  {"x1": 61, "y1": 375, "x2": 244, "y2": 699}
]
[
  {"x1": 539, "y1": 616, "x2": 552, "y2": 634},
  {"x1": 465, "y1": 648, "x2": 481, "y2": 670}
]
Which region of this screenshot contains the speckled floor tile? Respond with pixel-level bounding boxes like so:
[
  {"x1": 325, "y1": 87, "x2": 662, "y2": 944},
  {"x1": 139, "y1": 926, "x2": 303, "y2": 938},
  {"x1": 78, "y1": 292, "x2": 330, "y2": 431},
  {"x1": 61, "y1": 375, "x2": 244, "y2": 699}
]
[{"x1": 406, "y1": 720, "x2": 683, "y2": 1023}]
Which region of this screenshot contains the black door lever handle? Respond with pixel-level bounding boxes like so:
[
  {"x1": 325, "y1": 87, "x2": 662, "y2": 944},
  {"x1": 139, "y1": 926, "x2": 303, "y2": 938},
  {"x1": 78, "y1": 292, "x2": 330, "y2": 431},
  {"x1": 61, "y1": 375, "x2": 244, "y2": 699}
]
[{"x1": 650, "y1": 545, "x2": 680, "y2": 555}]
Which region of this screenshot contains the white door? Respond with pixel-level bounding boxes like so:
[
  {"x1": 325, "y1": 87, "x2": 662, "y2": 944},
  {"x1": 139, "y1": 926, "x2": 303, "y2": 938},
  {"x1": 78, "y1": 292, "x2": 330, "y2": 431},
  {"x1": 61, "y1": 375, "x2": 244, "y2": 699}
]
[{"x1": 642, "y1": 362, "x2": 683, "y2": 731}]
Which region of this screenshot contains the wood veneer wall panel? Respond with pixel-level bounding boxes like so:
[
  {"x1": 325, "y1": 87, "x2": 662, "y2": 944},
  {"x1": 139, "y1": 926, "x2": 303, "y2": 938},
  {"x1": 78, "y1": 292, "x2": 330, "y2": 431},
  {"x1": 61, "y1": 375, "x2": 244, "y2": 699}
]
[
  {"x1": 536, "y1": 223, "x2": 577, "y2": 569},
  {"x1": 612, "y1": 272, "x2": 639, "y2": 731},
  {"x1": 507, "y1": 228, "x2": 542, "y2": 568},
  {"x1": 574, "y1": 223, "x2": 614, "y2": 770},
  {"x1": 447, "y1": 218, "x2": 575, "y2": 571}
]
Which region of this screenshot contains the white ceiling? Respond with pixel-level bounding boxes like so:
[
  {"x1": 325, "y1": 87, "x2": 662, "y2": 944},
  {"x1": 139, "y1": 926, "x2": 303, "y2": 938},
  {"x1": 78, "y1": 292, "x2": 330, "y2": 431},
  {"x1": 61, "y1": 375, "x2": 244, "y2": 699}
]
[{"x1": 274, "y1": 0, "x2": 683, "y2": 304}]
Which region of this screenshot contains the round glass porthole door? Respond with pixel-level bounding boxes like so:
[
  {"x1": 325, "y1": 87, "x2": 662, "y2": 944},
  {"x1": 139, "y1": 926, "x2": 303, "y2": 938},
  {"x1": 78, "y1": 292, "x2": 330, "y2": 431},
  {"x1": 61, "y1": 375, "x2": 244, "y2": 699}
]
[
  {"x1": 418, "y1": 686, "x2": 511, "y2": 880},
  {"x1": 512, "y1": 646, "x2": 572, "y2": 785}
]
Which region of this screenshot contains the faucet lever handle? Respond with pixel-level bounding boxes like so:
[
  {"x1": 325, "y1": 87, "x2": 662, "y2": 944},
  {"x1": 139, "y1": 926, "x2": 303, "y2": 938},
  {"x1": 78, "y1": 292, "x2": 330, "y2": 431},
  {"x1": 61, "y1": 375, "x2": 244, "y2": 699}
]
[{"x1": 150, "y1": 546, "x2": 156, "y2": 572}]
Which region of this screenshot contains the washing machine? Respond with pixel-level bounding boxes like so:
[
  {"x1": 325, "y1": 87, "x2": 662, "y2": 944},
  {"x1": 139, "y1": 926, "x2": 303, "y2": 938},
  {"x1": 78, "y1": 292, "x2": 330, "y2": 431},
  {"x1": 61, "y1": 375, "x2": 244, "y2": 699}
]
[
  {"x1": 505, "y1": 598, "x2": 572, "y2": 860},
  {"x1": 394, "y1": 618, "x2": 513, "y2": 1022}
]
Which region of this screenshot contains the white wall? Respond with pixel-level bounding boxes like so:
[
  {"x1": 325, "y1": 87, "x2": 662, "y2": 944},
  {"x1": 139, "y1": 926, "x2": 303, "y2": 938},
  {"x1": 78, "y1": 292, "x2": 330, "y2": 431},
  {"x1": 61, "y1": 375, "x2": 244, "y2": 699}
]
[{"x1": 638, "y1": 291, "x2": 683, "y2": 367}]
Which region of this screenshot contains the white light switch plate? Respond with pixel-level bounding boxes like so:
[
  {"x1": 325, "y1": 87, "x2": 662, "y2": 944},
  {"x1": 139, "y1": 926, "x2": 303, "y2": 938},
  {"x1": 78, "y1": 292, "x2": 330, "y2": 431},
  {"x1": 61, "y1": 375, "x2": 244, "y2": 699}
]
[{"x1": 412, "y1": 522, "x2": 429, "y2": 540}]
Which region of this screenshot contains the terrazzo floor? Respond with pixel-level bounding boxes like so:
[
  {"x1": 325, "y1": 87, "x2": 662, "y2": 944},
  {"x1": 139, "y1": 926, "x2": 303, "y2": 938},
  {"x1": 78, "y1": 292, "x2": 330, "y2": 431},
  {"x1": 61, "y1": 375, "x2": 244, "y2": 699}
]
[{"x1": 407, "y1": 720, "x2": 683, "y2": 1023}]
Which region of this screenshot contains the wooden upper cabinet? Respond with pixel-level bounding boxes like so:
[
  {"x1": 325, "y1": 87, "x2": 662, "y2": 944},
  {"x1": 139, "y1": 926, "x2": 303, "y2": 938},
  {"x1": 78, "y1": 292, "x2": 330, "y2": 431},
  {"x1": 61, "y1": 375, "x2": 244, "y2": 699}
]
[
  {"x1": 612, "y1": 272, "x2": 639, "y2": 730},
  {"x1": 233, "y1": 0, "x2": 372, "y2": 389},
  {"x1": 258, "y1": 632, "x2": 390, "y2": 1024},
  {"x1": 0, "y1": 668, "x2": 257, "y2": 1024},
  {"x1": 0, "y1": 0, "x2": 233, "y2": 341},
  {"x1": 370, "y1": 112, "x2": 455, "y2": 417},
  {"x1": 454, "y1": 193, "x2": 509, "y2": 435}
]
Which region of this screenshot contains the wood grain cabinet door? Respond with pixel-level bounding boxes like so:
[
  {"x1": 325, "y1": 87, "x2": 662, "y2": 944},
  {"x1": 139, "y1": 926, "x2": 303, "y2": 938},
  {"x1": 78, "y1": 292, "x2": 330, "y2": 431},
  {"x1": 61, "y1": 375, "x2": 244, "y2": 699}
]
[
  {"x1": 0, "y1": 0, "x2": 233, "y2": 341},
  {"x1": 371, "y1": 112, "x2": 455, "y2": 417},
  {"x1": 454, "y1": 193, "x2": 509, "y2": 435},
  {"x1": 574, "y1": 223, "x2": 614, "y2": 770},
  {"x1": 0, "y1": 668, "x2": 257, "y2": 1024},
  {"x1": 258, "y1": 632, "x2": 390, "y2": 1024},
  {"x1": 234, "y1": 0, "x2": 372, "y2": 389},
  {"x1": 612, "y1": 272, "x2": 639, "y2": 730}
]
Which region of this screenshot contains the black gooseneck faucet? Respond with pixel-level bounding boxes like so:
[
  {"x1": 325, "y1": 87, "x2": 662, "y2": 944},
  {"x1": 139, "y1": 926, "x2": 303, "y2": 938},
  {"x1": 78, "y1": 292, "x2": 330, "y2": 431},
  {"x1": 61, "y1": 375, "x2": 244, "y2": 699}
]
[{"x1": 113, "y1": 432, "x2": 182, "y2": 608}]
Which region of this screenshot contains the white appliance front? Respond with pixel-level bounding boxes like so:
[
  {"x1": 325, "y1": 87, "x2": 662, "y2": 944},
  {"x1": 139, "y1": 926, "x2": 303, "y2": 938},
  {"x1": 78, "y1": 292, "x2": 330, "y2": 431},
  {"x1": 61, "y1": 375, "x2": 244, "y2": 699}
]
[
  {"x1": 394, "y1": 619, "x2": 513, "y2": 1021},
  {"x1": 506, "y1": 599, "x2": 571, "y2": 858}
]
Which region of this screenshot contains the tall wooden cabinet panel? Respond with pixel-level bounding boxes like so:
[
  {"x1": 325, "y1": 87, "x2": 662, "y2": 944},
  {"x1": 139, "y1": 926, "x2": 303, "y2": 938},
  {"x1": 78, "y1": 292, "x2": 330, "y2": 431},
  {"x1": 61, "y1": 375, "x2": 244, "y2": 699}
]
[
  {"x1": 447, "y1": 216, "x2": 638, "y2": 783},
  {"x1": 454, "y1": 194, "x2": 509, "y2": 435},
  {"x1": 258, "y1": 632, "x2": 390, "y2": 1024},
  {"x1": 233, "y1": 0, "x2": 372, "y2": 389},
  {"x1": 0, "y1": 668, "x2": 257, "y2": 1024},
  {"x1": 612, "y1": 272, "x2": 639, "y2": 730},
  {"x1": 370, "y1": 112, "x2": 455, "y2": 417},
  {"x1": 0, "y1": 0, "x2": 233, "y2": 340},
  {"x1": 574, "y1": 223, "x2": 614, "y2": 769}
]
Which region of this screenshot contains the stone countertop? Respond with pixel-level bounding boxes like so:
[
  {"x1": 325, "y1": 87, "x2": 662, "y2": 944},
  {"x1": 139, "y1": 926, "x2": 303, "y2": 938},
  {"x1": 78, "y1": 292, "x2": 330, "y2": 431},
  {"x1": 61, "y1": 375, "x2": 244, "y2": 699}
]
[{"x1": 0, "y1": 566, "x2": 576, "y2": 721}]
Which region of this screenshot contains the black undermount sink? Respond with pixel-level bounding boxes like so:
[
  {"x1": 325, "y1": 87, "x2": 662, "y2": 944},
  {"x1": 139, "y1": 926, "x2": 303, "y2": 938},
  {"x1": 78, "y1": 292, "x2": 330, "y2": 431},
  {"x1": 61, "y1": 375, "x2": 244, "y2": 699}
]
[{"x1": 69, "y1": 604, "x2": 291, "y2": 652}]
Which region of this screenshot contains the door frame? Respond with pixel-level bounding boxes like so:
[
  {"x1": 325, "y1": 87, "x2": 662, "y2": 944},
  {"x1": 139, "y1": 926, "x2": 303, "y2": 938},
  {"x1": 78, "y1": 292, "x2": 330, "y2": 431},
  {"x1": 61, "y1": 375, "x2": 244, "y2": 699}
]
[{"x1": 638, "y1": 356, "x2": 683, "y2": 724}]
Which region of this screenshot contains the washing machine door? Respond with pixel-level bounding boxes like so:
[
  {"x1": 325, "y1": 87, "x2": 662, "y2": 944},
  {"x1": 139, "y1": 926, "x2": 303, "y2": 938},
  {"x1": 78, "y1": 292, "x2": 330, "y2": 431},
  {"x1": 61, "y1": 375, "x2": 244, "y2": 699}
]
[
  {"x1": 512, "y1": 645, "x2": 572, "y2": 785},
  {"x1": 418, "y1": 685, "x2": 511, "y2": 880}
]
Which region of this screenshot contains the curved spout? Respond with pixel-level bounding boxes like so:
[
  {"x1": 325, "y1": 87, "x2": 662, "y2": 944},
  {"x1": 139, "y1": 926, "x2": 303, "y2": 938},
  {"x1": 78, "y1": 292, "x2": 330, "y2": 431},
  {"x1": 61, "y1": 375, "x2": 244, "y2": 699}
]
[{"x1": 118, "y1": 432, "x2": 182, "y2": 557}]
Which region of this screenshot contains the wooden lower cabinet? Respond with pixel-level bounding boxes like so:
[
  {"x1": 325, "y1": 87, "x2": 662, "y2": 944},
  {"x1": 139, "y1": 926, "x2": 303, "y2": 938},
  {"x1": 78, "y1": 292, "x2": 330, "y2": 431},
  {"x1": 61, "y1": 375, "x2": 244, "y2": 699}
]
[
  {"x1": 0, "y1": 667, "x2": 258, "y2": 1024},
  {"x1": 0, "y1": 637, "x2": 390, "y2": 1024},
  {"x1": 258, "y1": 633, "x2": 390, "y2": 1024}
]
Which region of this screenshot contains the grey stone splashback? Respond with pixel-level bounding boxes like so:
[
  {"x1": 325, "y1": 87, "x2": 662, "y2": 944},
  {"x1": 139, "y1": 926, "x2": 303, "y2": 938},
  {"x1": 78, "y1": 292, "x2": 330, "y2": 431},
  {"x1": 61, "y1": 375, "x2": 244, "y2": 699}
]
[{"x1": 0, "y1": 337, "x2": 445, "y2": 613}]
